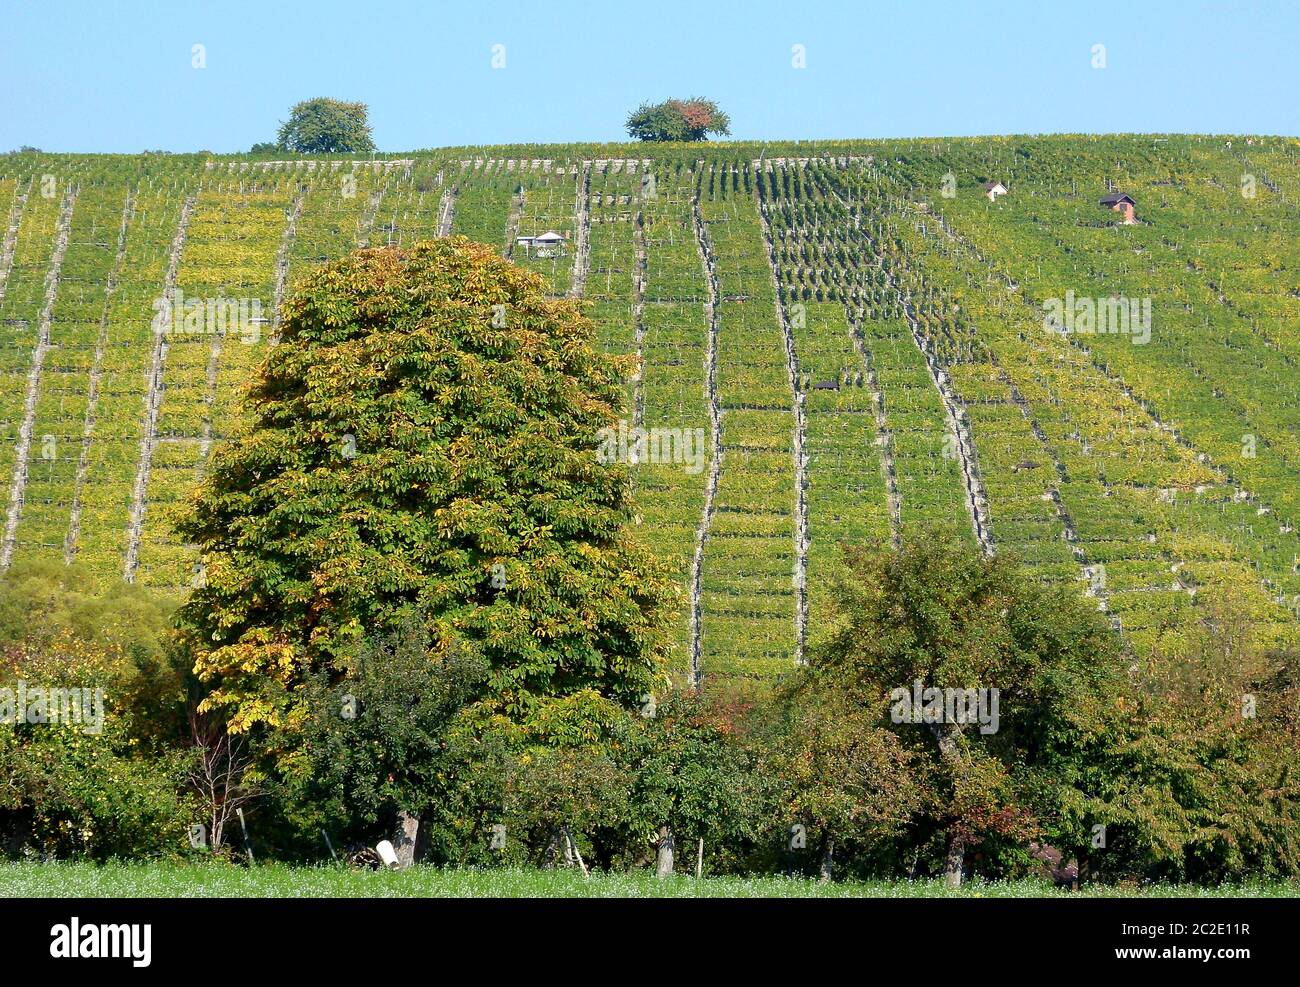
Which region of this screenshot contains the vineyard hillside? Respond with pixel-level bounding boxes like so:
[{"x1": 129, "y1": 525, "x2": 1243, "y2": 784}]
[{"x1": 2, "y1": 135, "x2": 1298, "y2": 688}]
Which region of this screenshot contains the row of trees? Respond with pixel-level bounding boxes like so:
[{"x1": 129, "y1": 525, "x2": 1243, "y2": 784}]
[
  {"x1": 3, "y1": 538, "x2": 1295, "y2": 883},
  {"x1": 250, "y1": 96, "x2": 731, "y2": 156}
]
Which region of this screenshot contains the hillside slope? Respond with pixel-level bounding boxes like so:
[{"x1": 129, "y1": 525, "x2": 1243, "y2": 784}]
[{"x1": 1, "y1": 136, "x2": 1297, "y2": 686}]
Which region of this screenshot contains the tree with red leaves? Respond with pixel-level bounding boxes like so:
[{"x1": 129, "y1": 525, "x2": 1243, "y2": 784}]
[{"x1": 626, "y1": 98, "x2": 731, "y2": 142}]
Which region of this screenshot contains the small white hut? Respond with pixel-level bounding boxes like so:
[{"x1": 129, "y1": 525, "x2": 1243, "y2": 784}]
[
  {"x1": 982, "y1": 181, "x2": 1008, "y2": 202},
  {"x1": 516, "y1": 231, "x2": 567, "y2": 257}
]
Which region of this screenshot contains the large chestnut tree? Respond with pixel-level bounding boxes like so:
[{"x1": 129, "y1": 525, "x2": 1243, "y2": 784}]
[{"x1": 176, "y1": 237, "x2": 672, "y2": 735}]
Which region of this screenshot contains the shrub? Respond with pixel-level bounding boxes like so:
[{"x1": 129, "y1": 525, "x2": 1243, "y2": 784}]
[
  {"x1": 0, "y1": 559, "x2": 177, "y2": 663},
  {"x1": 286, "y1": 620, "x2": 490, "y2": 858},
  {"x1": 0, "y1": 635, "x2": 195, "y2": 860},
  {"x1": 1087, "y1": 585, "x2": 1300, "y2": 883}
]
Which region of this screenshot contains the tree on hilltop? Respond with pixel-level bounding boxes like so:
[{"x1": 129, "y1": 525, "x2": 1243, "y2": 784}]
[
  {"x1": 626, "y1": 98, "x2": 731, "y2": 142},
  {"x1": 274, "y1": 98, "x2": 376, "y2": 154}
]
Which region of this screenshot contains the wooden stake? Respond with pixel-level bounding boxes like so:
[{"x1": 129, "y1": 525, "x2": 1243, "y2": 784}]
[
  {"x1": 236, "y1": 807, "x2": 254, "y2": 864},
  {"x1": 564, "y1": 827, "x2": 589, "y2": 878}
]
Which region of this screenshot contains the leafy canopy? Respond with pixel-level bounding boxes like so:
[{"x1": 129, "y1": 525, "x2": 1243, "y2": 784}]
[
  {"x1": 294, "y1": 618, "x2": 489, "y2": 844},
  {"x1": 276, "y1": 98, "x2": 376, "y2": 154},
  {"x1": 176, "y1": 237, "x2": 673, "y2": 733},
  {"x1": 625, "y1": 98, "x2": 731, "y2": 142},
  {"x1": 812, "y1": 537, "x2": 1127, "y2": 867}
]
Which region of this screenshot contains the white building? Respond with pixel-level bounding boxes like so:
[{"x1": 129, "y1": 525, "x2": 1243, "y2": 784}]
[
  {"x1": 516, "y1": 231, "x2": 567, "y2": 257},
  {"x1": 982, "y1": 181, "x2": 1008, "y2": 202}
]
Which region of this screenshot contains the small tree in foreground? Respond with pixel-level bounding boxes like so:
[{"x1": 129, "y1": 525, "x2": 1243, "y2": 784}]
[
  {"x1": 297, "y1": 619, "x2": 489, "y2": 865},
  {"x1": 275, "y1": 98, "x2": 376, "y2": 154},
  {"x1": 812, "y1": 537, "x2": 1125, "y2": 886},
  {"x1": 625, "y1": 98, "x2": 731, "y2": 142},
  {"x1": 764, "y1": 684, "x2": 922, "y2": 881},
  {"x1": 627, "y1": 692, "x2": 761, "y2": 877}
]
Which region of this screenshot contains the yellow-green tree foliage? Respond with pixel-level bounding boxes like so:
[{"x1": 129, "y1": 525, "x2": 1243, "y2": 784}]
[{"x1": 176, "y1": 238, "x2": 673, "y2": 733}]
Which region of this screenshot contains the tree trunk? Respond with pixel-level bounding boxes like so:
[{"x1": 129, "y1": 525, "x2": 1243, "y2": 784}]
[
  {"x1": 655, "y1": 826, "x2": 675, "y2": 879},
  {"x1": 394, "y1": 809, "x2": 419, "y2": 870},
  {"x1": 944, "y1": 833, "x2": 964, "y2": 888},
  {"x1": 931, "y1": 721, "x2": 965, "y2": 888},
  {"x1": 236, "y1": 807, "x2": 254, "y2": 864},
  {"x1": 542, "y1": 826, "x2": 564, "y2": 868},
  {"x1": 819, "y1": 836, "x2": 835, "y2": 883}
]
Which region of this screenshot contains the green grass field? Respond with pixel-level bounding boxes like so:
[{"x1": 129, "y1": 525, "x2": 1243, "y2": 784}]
[{"x1": 1, "y1": 863, "x2": 1296, "y2": 898}]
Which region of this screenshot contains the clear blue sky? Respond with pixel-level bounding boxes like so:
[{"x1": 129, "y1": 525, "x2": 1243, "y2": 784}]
[{"x1": 3, "y1": 0, "x2": 1297, "y2": 153}]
